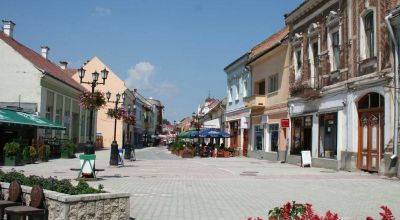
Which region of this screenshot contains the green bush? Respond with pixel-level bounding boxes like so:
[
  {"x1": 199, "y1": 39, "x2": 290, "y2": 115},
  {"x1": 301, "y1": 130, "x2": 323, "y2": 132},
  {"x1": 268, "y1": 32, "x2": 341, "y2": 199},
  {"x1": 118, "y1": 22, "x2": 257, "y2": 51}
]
[
  {"x1": 4, "y1": 141, "x2": 20, "y2": 157},
  {"x1": 61, "y1": 141, "x2": 76, "y2": 158},
  {"x1": 173, "y1": 138, "x2": 184, "y2": 151},
  {"x1": 22, "y1": 146, "x2": 37, "y2": 162},
  {"x1": 0, "y1": 169, "x2": 104, "y2": 195}
]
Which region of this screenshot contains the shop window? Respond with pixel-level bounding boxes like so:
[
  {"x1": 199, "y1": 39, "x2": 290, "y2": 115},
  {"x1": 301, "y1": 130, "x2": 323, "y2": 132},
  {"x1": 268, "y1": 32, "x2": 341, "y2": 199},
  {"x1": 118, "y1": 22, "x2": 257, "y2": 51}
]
[
  {"x1": 45, "y1": 90, "x2": 54, "y2": 137},
  {"x1": 55, "y1": 94, "x2": 63, "y2": 138},
  {"x1": 80, "y1": 108, "x2": 86, "y2": 137},
  {"x1": 268, "y1": 74, "x2": 279, "y2": 93},
  {"x1": 269, "y1": 124, "x2": 279, "y2": 152},
  {"x1": 319, "y1": 113, "x2": 337, "y2": 159},
  {"x1": 254, "y1": 125, "x2": 264, "y2": 151},
  {"x1": 64, "y1": 98, "x2": 71, "y2": 138},
  {"x1": 291, "y1": 116, "x2": 312, "y2": 155}
]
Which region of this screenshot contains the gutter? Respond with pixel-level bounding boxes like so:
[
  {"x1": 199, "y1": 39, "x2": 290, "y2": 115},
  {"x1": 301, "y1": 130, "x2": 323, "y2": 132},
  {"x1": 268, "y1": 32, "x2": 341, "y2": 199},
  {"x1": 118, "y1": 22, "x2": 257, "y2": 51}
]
[{"x1": 385, "y1": 9, "x2": 400, "y2": 158}]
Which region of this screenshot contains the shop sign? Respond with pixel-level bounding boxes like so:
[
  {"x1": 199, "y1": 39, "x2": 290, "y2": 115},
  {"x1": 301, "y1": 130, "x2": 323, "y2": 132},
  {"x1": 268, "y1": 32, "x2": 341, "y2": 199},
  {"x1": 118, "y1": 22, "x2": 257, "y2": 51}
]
[{"x1": 280, "y1": 118, "x2": 290, "y2": 128}]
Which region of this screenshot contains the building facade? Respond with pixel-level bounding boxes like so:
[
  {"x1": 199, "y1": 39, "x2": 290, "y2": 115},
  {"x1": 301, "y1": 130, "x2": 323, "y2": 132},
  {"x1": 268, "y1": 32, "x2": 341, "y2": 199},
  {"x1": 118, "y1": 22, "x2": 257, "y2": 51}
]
[
  {"x1": 224, "y1": 55, "x2": 251, "y2": 156},
  {"x1": 0, "y1": 21, "x2": 92, "y2": 147},
  {"x1": 285, "y1": 0, "x2": 399, "y2": 175},
  {"x1": 246, "y1": 27, "x2": 291, "y2": 161},
  {"x1": 71, "y1": 57, "x2": 128, "y2": 148}
]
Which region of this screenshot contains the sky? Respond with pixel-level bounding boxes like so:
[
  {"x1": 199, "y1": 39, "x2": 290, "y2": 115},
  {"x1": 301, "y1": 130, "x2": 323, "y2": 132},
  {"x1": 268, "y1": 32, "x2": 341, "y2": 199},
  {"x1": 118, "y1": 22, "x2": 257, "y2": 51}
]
[{"x1": 1, "y1": 0, "x2": 303, "y2": 122}]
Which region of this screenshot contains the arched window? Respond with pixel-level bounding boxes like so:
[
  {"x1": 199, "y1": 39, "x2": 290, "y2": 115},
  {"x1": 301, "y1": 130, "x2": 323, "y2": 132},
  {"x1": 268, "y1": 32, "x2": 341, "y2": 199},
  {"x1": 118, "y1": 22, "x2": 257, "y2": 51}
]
[
  {"x1": 365, "y1": 12, "x2": 375, "y2": 59},
  {"x1": 358, "y1": 92, "x2": 383, "y2": 109}
]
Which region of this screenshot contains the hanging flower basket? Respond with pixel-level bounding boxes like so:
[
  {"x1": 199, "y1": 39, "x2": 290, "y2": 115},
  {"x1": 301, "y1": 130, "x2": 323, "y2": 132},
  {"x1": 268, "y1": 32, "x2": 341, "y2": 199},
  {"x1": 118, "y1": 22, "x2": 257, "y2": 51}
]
[
  {"x1": 79, "y1": 91, "x2": 107, "y2": 110},
  {"x1": 123, "y1": 114, "x2": 135, "y2": 125},
  {"x1": 106, "y1": 107, "x2": 125, "y2": 120}
]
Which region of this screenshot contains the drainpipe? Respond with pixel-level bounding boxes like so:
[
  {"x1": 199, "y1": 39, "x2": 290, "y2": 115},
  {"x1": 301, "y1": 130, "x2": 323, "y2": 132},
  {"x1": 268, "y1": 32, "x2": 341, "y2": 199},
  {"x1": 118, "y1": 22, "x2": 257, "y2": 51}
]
[{"x1": 385, "y1": 10, "x2": 399, "y2": 159}]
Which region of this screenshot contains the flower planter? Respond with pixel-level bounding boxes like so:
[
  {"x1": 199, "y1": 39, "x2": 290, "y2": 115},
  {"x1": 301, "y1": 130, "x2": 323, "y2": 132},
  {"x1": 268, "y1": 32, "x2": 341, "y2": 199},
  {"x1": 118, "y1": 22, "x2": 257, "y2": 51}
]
[
  {"x1": 0, "y1": 182, "x2": 130, "y2": 220},
  {"x1": 4, "y1": 156, "x2": 18, "y2": 166},
  {"x1": 181, "y1": 149, "x2": 194, "y2": 158},
  {"x1": 223, "y1": 151, "x2": 231, "y2": 158}
]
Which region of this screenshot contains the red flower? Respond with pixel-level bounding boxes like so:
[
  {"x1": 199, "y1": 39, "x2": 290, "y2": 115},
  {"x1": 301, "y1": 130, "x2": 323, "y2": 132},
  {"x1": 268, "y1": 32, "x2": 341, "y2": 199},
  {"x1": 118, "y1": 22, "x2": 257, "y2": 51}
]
[
  {"x1": 366, "y1": 217, "x2": 374, "y2": 220},
  {"x1": 379, "y1": 206, "x2": 394, "y2": 220}
]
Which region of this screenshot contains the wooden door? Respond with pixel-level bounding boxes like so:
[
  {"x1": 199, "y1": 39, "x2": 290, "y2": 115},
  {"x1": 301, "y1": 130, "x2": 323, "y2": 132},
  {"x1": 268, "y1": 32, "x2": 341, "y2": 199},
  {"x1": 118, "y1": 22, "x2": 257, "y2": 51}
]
[
  {"x1": 358, "y1": 111, "x2": 384, "y2": 172},
  {"x1": 242, "y1": 129, "x2": 248, "y2": 157}
]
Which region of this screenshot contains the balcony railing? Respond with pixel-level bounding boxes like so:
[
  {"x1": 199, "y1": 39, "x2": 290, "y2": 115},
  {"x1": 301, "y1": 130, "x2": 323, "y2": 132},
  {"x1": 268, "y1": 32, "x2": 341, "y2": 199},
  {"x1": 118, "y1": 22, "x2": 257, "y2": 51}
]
[{"x1": 244, "y1": 95, "x2": 265, "y2": 109}]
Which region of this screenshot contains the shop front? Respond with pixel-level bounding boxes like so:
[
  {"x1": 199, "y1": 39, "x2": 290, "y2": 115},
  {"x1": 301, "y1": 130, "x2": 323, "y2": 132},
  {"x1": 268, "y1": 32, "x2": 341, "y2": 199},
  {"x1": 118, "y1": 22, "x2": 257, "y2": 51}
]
[{"x1": 225, "y1": 108, "x2": 250, "y2": 156}]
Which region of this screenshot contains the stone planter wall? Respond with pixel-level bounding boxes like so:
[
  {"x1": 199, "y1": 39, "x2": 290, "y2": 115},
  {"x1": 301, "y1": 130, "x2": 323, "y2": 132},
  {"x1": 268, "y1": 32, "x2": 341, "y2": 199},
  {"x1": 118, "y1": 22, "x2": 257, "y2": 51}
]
[{"x1": 0, "y1": 182, "x2": 130, "y2": 220}]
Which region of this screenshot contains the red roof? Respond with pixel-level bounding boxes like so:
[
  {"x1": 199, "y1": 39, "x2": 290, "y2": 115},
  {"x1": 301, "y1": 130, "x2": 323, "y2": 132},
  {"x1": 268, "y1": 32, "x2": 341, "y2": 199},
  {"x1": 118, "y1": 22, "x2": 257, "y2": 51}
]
[
  {"x1": 64, "y1": 68, "x2": 78, "y2": 77},
  {"x1": 249, "y1": 26, "x2": 289, "y2": 58},
  {"x1": 0, "y1": 32, "x2": 86, "y2": 92}
]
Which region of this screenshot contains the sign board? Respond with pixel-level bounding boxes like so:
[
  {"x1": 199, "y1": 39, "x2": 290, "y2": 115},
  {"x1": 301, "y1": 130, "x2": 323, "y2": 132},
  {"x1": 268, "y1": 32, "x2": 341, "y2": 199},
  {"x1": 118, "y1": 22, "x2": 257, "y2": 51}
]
[
  {"x1": 261, "y1": 115, "x2": 268, "y2": 124},
  {"x1": 280, "y1": 118, "x2": 290, "y2": 128},
  {"x1": 301, "y1": 150, "x2": 312, "y2": 167}
]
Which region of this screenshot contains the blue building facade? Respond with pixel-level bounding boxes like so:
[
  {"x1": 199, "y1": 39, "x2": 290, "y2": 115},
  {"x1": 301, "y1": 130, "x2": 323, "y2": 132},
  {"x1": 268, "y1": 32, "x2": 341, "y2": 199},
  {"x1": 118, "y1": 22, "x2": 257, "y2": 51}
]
[{"x1": 224, "y1": 53, "x2": 251, "y2": 156}]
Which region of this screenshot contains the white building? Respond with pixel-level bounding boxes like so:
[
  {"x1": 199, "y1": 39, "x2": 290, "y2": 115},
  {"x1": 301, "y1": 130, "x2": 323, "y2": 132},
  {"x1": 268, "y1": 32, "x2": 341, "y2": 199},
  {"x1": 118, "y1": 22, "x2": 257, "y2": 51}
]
[{"x1": 0, "y1": 20, "x2": 92, "y2": 144}]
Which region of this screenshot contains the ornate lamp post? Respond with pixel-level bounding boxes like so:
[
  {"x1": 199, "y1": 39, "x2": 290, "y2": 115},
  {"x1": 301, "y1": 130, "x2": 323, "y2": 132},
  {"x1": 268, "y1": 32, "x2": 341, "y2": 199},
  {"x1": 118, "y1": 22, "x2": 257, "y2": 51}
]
[
  {"x1": 123, "y1": 104, "x2": 136, "y2": 159},
  {"x1": 78, "y1": 67, "x2": 109, "y2": 154},
  {"x1": 106, "y1": 91, "x2": 126, "y2": 166},
  {"x1": 192, "y1": 112, "x2": 201, "y2": 155}
]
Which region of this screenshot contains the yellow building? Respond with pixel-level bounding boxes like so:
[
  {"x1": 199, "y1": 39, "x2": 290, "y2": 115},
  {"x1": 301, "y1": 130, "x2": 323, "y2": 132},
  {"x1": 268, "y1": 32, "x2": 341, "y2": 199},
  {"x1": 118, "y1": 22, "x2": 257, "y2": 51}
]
[{"x1": 71, "y1": 57, "x2": 128, "y2": 148}]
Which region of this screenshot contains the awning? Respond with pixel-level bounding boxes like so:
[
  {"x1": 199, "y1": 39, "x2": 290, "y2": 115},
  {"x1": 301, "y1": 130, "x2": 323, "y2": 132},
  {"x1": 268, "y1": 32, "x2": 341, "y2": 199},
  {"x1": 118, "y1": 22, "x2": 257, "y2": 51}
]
[{"x1": 0, "y1": 108, "x2": 66, "y2": 130}]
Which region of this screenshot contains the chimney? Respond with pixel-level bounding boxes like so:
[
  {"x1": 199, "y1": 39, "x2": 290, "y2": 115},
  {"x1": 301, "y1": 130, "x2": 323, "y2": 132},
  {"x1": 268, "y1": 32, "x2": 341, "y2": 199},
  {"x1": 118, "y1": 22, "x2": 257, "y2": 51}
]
[
  {"x1": 59, "y1": 61, "x2": 68, "y2": 70},
  {"x1": 2, "y1": 20, "x2": 15, "y2": 38},
  {"x1": 41, "y1": 46, "x2": 50, "y2": 59}
]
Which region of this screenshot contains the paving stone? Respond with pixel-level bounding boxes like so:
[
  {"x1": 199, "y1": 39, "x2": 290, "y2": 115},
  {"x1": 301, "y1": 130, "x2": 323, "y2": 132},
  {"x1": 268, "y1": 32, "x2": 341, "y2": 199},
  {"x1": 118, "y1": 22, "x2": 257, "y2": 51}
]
[{"x1": 2, "y1": 146, "x2": 399, "y2": 219}]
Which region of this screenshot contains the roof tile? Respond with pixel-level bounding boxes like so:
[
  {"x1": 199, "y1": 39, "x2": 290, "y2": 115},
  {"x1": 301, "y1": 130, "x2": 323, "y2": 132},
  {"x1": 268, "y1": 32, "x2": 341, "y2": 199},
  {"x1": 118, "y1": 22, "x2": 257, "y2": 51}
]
[{"x1": 0, "y1": 32, "x2": 86, "y2": 92}]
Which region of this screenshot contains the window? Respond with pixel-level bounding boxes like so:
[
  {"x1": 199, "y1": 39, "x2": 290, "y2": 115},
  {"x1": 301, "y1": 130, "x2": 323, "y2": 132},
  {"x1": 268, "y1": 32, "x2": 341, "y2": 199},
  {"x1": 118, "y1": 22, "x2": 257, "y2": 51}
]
[
  {"x1": 332, "y1": 31, "x2": 340, "y2": 70},
  {"x1": 269, "y1": 124, "x2": 279, "y2": 152},
  {"x1": 228, "y1": 87, "x2": 233, "y2": 103},
  {"x1": 64, "y1": 98, "x2": 71, "y2": 138},
  {"x1": 235, "y1": 85, "x2": 239, "y2": 101},
  {"x1": 291, "y1": 116, "x2": 313, "y2": 155},
  {"x1": 45, "y1": 91, "x2": 54, "y2": 137},
  {"x1": 310, "y1": 41, "x2": 319, "y2": 88},
  {"x1": 258, "y1": 80, "x2": 265, "y2": 95},
  {"x1": 294, "y1": 48, "x2": 302, "y2": 81},
  {"x1": 319, "y1": 113, "x2": 337, "y2": 159},
  {"x1": 243, "y1": 80, "x2": 247, "y2": 97},
  {"x1": 55, "y1": 94, "x2": 63, "y2": 138},
  {"x1": 268, "y1": 74, "x2": 279, "y2": 93},
  {"x1": 365, "y1": 12, "x2": 374, "y2": 59},
  {"x1": 254, "y1": 125, "x2": 264, "y2": 151}
]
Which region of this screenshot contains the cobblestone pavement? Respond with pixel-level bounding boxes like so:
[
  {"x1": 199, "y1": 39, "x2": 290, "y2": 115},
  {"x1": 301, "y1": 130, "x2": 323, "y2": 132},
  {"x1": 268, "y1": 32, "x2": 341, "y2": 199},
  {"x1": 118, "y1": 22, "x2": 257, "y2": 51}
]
[{"x1": 1, "y1": 146, "x2": 400, "y2": 220}]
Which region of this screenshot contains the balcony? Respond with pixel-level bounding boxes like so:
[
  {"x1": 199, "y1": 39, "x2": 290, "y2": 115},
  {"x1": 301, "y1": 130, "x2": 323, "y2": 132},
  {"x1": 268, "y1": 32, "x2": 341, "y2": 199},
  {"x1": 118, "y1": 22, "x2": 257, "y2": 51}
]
[{"x1": 244, "y1": 95, "x2": 265, "y2": 109}]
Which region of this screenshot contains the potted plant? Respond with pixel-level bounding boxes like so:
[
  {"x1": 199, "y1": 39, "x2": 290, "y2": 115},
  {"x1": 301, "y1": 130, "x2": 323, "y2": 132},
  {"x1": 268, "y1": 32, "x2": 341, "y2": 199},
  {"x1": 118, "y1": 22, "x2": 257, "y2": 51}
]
[
  {"x1": 38, "y1": 144, "x2": 51, "y2": 162},
  {"x1": 3, "y1": 141, "x2": 21, "y2": 166},
  {"x1": 61, "y1": 141, "x2": 76, "y2": 158}
]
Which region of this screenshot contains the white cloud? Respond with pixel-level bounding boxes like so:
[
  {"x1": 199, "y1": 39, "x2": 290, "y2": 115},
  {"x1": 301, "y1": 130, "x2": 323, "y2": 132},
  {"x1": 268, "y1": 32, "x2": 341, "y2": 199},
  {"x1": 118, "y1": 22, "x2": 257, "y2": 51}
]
[
  {"x1": 93, "y1": 7, "x2": 111, "y2": 16},
  {"x1": 125, "y1": 62, "x2": 178, "y2": 97}
]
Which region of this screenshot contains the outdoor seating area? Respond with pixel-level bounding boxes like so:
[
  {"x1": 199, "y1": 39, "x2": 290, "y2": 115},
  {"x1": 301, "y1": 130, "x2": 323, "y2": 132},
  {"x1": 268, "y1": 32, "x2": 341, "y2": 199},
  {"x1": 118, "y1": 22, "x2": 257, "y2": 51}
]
[{"x1": 168, "y1": 128, "x2": 237, "y2": 158}]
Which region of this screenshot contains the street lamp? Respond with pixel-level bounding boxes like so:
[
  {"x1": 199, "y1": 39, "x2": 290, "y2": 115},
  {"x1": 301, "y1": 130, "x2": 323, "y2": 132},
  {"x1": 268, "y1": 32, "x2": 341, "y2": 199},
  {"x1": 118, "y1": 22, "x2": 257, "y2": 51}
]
[
  {"x1": 78, "y1": 67, "x2": 109, "y2": 154},
  {"x1": 192, "y1": 112, "x2": 201, "y2": 155},
  {"x1": 123, "y1": 104, "x2": 136, "y2": 160},
  {"x1": 107, "y1": 91, "x2": 126, "y2": 166}
]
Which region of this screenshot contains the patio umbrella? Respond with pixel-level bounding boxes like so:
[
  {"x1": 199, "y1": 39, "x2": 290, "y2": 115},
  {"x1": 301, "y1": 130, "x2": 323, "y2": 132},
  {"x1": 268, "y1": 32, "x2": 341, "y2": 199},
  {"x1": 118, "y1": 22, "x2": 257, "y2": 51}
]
[{"x1": 199, "y1": 128, "x2": 232, "y2": 138}]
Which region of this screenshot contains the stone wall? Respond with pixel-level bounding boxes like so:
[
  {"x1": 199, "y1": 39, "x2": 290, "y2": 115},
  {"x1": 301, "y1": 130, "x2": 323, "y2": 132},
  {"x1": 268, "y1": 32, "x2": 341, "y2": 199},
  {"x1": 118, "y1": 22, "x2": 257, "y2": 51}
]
[{"x1": 0, "y1": 182, "x2": 130, "y2": 220}]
